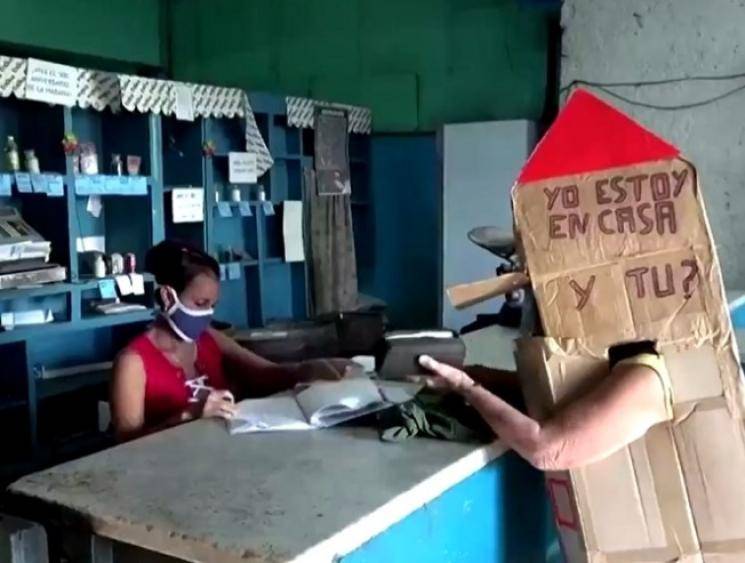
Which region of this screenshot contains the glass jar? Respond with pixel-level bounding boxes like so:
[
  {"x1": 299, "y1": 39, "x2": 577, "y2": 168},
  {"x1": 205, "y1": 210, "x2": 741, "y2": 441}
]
[
  {"x1": 24, "y1": 149, "x2": 40, "y2": 174},
  {"x1": 5, "y1": 136, "x2": 19, "y2": 172}
]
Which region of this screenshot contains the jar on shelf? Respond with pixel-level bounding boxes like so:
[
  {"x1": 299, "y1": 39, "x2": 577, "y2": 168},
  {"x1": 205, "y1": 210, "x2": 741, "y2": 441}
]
[
  {"x1": 126, "y1": 155, "x2": 141, "y2": 176},
  {"x1": 70, "y1": 154, "x2": 81, "y2": 174},
  {"x1": 24, "y1": 150, "x2": 40, "y2": 174},
  {"x1": 93, "y1": 253, "x2": 106, "y2": 279},
  {"x1": 110, "y1": 253, "x2": 124, "y2": 275},
  {"x1": 124, "y1": 253, "x2": 137, "y2": 274},
  {"x1": 80, "y1": 143, "x2": 99, "y2": 175},
  {"x1": 111, "y1": 154, "x2": 123, "y2": 176},
  {"x1": 5, "y1": 136, "x2": 19, "y2": 172}
]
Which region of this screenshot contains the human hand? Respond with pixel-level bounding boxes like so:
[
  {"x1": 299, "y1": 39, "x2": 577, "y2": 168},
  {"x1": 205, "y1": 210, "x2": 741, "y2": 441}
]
[
  {"x1": 298, "y1": 358, "x2": 357, "y2": 382},
  {"x1": 415, "y1": 355, "x2": 476, "y2": 394},
  {"x1": 200, "y1": 390, "x2": 237, "y2": 420}
]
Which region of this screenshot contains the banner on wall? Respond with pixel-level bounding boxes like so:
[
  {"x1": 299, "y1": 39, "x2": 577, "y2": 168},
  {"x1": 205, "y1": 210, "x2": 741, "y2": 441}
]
[{"x1": 25, "y1": 58, "x2": 78, "y2": 106}]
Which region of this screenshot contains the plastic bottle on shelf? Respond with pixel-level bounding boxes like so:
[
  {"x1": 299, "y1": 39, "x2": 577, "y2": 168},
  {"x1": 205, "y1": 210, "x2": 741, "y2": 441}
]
[
  {"x1": 93, "y1": 253, "x2": 107, "y2": 279},
  {"x1": 111, "y1": 154, "x2": 123, "y2": 176},
  {"x1": 24, "y1": 149, "x2": 40, "y2": 174},
  {"x1": 5, "y1": 136, "x2": 19, "y2": 172}
]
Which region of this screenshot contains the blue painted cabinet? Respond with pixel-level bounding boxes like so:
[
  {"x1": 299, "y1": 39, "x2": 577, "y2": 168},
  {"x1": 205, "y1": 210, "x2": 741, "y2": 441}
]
[
  {"x1": 343, "y1": 453, "x2": 561, "y2": 563},
  {"x1": 0, "y1": 92, "x2": 374, "y2": 479}
]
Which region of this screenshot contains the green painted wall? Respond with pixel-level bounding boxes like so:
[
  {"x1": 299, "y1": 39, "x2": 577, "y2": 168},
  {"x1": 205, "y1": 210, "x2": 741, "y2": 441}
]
[
  {"x1": 170, "y1": 0, "x2": 550, "y2": 131},
  {"x1": 0, "y1": 0, "x2": 163, "y2": 68}
]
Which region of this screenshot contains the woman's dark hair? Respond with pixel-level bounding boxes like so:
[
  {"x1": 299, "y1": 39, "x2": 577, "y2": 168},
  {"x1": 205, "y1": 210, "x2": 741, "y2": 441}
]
[{"x1": 145, "y1": 240, "x2": 219, "y2": 294}]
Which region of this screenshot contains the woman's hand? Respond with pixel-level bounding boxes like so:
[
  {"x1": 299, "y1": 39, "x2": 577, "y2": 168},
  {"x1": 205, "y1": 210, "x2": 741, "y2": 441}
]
[
  {"x1": 297, "y1": 358, "x2": 357, "y2": 382},
  {"x1": 200, "y1": 390, "x2": 237, "y2": 420},
  {"x1": 417, "y1": 355, "x2": 476, "y2": 394}
]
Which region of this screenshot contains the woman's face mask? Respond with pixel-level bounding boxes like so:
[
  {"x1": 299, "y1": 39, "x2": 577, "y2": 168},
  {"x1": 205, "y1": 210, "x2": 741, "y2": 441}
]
[{"x1": 162, "y1": 287, "x2": 214, "y2": 342}]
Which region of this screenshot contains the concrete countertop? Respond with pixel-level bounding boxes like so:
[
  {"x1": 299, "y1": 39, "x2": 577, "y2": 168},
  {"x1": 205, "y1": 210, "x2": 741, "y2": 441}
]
[
  {"x1": 9, "y1": 421, "x2": 505, "y2": 563},
  {"x1": 8, "y1": 324, "x2": 518, "y2": 562}
]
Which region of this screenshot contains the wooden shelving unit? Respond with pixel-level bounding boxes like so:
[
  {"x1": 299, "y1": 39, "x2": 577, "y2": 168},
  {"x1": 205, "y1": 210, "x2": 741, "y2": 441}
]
[{"x1": 0, "y1": 90, "x2": 373, "y2": 477}]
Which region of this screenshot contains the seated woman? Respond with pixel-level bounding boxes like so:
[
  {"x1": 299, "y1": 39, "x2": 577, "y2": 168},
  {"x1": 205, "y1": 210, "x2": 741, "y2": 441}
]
[
  {"x1": 111, "y1": 240, "x2": 351, "y2": 441},
  {"x1": 419, "y1": 341, "x2": 672, "y2": 471}
]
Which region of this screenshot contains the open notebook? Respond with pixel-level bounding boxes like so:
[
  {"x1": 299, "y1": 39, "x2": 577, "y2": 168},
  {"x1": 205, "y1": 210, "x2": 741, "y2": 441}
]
[{"x1": 229, "y1": 378, "x2": 420, "y2": 435}]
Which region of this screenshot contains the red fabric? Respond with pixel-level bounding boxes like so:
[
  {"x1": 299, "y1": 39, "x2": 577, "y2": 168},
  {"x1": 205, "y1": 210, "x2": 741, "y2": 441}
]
[
  {"x1": 517, "y1": 89, "x2": 680, "y2": 184},
  {"x1": 126, "y1": 331, "x2": 229, "y2": 426}
]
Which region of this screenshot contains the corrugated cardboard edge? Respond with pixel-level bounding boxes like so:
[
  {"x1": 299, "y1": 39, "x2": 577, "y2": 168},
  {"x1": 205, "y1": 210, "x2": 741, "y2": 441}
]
[
  {"x1": 516, "y1": 337, "x2": 702, "y2": 562},
  {"x1": 511, "y1": 156, "x2": 745, "y2": 417}
]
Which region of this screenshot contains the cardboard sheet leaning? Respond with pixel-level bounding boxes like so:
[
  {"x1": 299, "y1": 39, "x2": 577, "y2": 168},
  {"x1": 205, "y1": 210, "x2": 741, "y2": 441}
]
[{"x1": 507, "y1": 90, "x2": 745, "y2": 562}]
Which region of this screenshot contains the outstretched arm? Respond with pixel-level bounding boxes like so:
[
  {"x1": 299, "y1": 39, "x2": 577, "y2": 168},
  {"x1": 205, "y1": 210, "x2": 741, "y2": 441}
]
[{"x1": 419, "y1": 355, "x2": 671, "y2": 470}]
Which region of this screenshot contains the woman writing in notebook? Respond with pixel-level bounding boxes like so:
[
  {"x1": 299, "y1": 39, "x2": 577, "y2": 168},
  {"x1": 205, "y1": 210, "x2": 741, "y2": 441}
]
[{"x1": 111, "y1": 240, "x2": 352, "y2": 442}]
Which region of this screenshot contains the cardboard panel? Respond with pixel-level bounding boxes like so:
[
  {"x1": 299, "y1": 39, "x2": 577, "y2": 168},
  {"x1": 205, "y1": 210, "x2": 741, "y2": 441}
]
[
  {"x1": 703, "y1": 553, "x2": 745, "y2": 562},
  {"x1": 545, "y1": 352, "x2": 607, "y2": 409},
  {"x1": 545, "y1": 471, "x2": 589, "y2": 563},
  {"x1": 514, "y1": 338, "x2": 555, "y2": 420},
  {"x1": 516, "y1": 338, "x2": 607, "y2": 411},
  {"x1": 664, "y1": 345, "x2": 723, "y2": 404},
  {"x1": 622, "y1": 249, "x2": 705, "y2": 331},
  {"x1": 673, "y1": 406, "x2": 745, "y2": 543},
  {"x1": 576, "y1": 442, "x2": 666, "y2": 553},
  {"x1": 548, "y1": 476, "x2": 580, "y2": 531},
  {"x1": 514, "y1": 159, "x2": 705, "y2": 279},
  {"x1": 535, "y1": 263, "x2": 635, "y2": 341}
]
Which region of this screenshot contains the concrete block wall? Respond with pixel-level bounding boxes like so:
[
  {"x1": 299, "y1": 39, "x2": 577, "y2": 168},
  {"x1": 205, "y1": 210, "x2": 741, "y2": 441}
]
[{"x1": 562, "y1": 0, "x2": 745, "y2": 288}]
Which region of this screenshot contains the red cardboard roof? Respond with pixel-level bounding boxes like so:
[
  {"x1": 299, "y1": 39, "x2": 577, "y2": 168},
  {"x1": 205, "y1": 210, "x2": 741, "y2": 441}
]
[{"x1": 517, "y1": 89, "x2": 680, "y2": 184}]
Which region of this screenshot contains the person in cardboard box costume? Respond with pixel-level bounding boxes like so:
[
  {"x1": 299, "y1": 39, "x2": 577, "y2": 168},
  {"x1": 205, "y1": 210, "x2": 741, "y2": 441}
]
[{"x1": 422, "y1": 89, "x2": 745, "y2": 561}]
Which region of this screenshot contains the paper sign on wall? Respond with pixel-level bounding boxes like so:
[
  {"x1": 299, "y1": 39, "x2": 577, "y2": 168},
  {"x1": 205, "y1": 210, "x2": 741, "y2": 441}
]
[
  {"x1": 46, "y1": 174, "x2": 64, "y2": 197},
  {"x1": 0, "y1": 174, "x2": 12, "y2": 196},
  {"x1": 217, "y1": 201, "x2": 233, "y2": 218},
  {"x1": 130, "y1": 273, "x2": 145, "y2": 296},
  {"x1": 238, "y1": 201, "x2": 253, "y2": 217},
  {"x1": 172, "y1": 188, "x2": 204, "y2": 223},
  {"x1": 228, "y1": 152, "x2": 257, "y2": 184},
  {"x1": 76, "y1": 236, "x2": 106, "y2": 253},
  {"x1": 283, "y1": 201, "x2": 305, "y2": 262},
  {"x1": 14, "y1": 173, "x2": 32, "y2": 193},
  {"x1": 115, "y1": 275, "x2": 133, "y2": 296},
  {"x1": 173, "y1": 84, "x2": 195, "y2": 121},
  {"x1": 86, "y1": 195, "x2": 103, "y2": 218},
  {"x1": 98, "y1": 279, "x2": 117, "y2": 300},
  {"x1": 25, "y1": 58, "x2": 78, "y2": 107},
  {"x1": 227, "y1": 263, "x2": 241, "y2": 280},
  {"x1": 31, "y1": 174, "x2": 47, "y2": 194}
]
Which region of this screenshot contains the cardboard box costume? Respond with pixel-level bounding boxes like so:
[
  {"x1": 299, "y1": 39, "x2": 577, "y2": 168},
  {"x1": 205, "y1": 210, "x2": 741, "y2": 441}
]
[{"x1": 497, "y1": 90, "x2": 745, "y2": 562}]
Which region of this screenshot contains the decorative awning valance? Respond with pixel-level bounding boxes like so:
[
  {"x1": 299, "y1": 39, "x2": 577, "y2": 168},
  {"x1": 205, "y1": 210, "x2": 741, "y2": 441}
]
[
  {"x1": 0, "y1": 55, "x2": 273, "y2": 176},
  {"x1": 286, "y1": 96, "x2": 372, "y2": 134}
]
